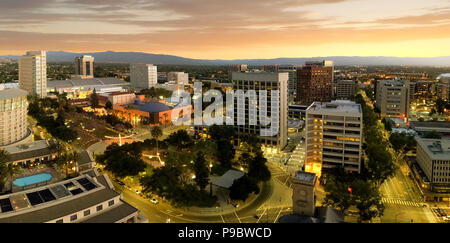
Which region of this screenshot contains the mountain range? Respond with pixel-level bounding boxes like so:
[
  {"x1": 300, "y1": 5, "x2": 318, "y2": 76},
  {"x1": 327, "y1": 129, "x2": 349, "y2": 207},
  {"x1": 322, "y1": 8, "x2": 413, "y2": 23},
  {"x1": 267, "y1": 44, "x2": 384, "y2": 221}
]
[{"x1": 1, "y1": 51, "x2": 450, "y2": 66}]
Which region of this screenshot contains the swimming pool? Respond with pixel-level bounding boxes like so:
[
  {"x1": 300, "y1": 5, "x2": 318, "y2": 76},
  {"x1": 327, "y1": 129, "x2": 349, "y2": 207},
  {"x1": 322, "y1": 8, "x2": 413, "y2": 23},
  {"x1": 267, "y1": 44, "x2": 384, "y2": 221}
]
[{"x1": 13, "y1": 173, "x2": 53, "y2": 187}]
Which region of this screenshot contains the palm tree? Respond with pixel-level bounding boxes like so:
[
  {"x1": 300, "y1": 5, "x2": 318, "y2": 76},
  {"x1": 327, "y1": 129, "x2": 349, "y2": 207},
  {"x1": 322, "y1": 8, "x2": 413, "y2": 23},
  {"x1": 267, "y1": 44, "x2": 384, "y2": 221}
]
[
  {"x1": 150, "y1": 126, "x2": 163, "y2": 155},
  {"x1": 6, "y1": 163, "x2": 18, "y2": 192},
  {"x1": 56, "y1": 151, "x2": 80, "y2": 178},
  {"x1": 0, "y1": 149, "x2": 11, "y2": 192}
]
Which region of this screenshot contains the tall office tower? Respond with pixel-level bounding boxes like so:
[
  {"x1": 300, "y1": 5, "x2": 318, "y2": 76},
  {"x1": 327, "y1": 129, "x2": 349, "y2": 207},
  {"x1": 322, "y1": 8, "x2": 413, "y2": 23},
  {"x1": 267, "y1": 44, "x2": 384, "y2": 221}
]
[
  {"x1": 18, "y1": 50, "x2": 47, "y2": 98},
  {"x1": 74, "y1": 55, "x2": 94, "y2": 79},
  {"x1": 334, "y1": 80, "x2": 356, "y2": 99},
  {"x1": 436, "y1": 74, "x2": 450, "y2": 101},
  {"x1": 167, "y1": 72, "x2": 189, "y2": 90},
  {"x1": 375, "y1": 79, "x2": 410, "y2": 120},
  {"x1": 305, "y1": 100, "x2": 363, "y2": 176},
  {"x1": 231, "y1": 72, "x2": 288, "y2": 152},
  {"x1": 292, "y1": 171, "x2": 316, "y2": 217},
  {"x1": 228, "y1": 64, "x2": 248, "y2": 81},
  {"x1": 296, "y1": 60, "x2": 334, "y2": 106},
  {"x1": 0, "y1": 88, "x2": 29, "y2": 147},
  {"x1": 130, "y1": 64, "x2": 158, "y2": 90},
  {"x1": 263, "y1": 64, "x2": 280, "y2": 72},
  {"x1": 279, "y1": 65, "x2": 298, "y2": 99}
]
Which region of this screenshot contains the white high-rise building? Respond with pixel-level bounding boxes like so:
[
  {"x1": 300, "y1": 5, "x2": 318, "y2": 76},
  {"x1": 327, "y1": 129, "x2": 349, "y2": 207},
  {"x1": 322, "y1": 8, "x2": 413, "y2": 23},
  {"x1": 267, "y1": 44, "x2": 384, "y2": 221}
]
[
  {"x1": 0, "y1": 88, "x2": 29, "y2": 147},
  {"x1": 305, "y1": 100, "x2": 363, "y2": 176},
  {"x1": 167, "y1": 72, "x2": 189, "y2": 90},
  {"x1": 130, "y1": 64, "x2": 157, "y2": 90},
  {"x1": 19, "y1": 50, "x2": 47, "y2": 98},
  {"x1": 231, "y1": 72, "x2": 288, "y2": 152}
]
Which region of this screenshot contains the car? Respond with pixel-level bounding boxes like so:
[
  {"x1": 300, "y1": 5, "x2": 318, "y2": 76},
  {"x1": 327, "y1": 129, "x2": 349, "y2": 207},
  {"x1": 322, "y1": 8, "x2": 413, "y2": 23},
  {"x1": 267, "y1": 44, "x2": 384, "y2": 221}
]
[
  {"x1": 150, "y1": 198, "x2": 159, "y2": 204},
  {"x1": 114, "y1": 179, "x2": 125, "y2": 186},
  {"x1": 135, "y1": 189, "x2": 141, "y2": 195}
]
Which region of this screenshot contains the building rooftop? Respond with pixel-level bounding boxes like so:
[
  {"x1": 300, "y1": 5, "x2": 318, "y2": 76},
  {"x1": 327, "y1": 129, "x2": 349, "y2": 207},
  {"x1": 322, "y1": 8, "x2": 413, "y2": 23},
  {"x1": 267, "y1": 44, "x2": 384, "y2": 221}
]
[
  {"x1": 293, "y1": 171, "x2": 316, "y2": 183},
  {"x1": 213, "y1": 170, "x2": 245, "y2": 189},
  {"x1": 4, "y1": 140, "x2": 53, "y2": 163},
  {"x1": 307, "y1": 100, "x2": 361, "y2": 114},
  {"x1": 127, "y1": 101, "x2": 171, "y2": 113},
  {"x1": 0, "y1": 88, "x2": 28, "y2": 100},
  {"x1": 410, "y1": 122, "x2": 450, "y2": 129},
  {"x1": 416, "y1": 138, "x2": 450, "y2": 161},
  {"x1": 47, "y1": 78, "x2": 129, "y2": 89}
]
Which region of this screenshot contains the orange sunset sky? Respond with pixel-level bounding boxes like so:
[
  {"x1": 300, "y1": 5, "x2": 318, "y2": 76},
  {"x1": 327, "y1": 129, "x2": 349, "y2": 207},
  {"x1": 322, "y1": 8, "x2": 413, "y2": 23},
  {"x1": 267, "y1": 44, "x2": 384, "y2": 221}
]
[{"x1": 1, "y1": 0, "x2": 450, "y2": 59}]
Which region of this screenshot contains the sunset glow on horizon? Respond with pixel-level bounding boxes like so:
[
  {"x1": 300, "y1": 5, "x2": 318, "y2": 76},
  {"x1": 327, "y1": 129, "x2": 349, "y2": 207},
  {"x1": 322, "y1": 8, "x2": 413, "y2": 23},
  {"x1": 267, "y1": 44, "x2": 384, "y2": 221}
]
[{"x1": 1, "y1": 0, "x2": 450, "y2": 59}]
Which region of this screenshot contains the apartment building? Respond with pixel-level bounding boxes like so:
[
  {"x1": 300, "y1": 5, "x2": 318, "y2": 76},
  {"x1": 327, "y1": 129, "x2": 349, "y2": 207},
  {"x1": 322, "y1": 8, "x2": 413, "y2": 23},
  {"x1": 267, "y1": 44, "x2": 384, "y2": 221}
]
[
  {"x1": 18, "y1": 50, "x2": 47, "y2": 98},
  {"x1": 305, "y1": 100, "x2": 363, "y2": 176},
  {"x1": 296, "y1": 61, "x2": 334, "y2": 106}
]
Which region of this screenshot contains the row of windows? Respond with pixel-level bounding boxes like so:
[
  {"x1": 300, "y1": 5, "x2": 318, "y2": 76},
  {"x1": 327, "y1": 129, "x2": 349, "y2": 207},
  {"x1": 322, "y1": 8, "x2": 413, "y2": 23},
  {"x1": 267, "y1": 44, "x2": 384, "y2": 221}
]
[{"x1": 55, "y1": 200, "x2": 115, "y2": 223}]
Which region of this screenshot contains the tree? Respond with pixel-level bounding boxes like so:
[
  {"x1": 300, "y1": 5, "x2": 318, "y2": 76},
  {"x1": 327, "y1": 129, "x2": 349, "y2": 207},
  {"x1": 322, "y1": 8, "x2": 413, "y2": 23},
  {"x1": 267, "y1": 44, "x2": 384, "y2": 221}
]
[
  {"x1": 150, "y1": 126, "x2": 163, "y2": 155},
  {"x1": 193, "y1": 152, "x2": 209, "y2": 190},
  {"x1": 105, "y1": 101, "x2": 113, "y2": 110},
  {"x1": 216, "y1": 139, "x2": 235, "y2": 169},
  {"x1": 382, "y1": 118, "x2": 392, "y2": 132},
  {"x1": 56, "y1": 151, "x2": 80, "y2": 178},
  {"x1": 229, "y1": 175, "x2": 260, "y2": 201},
  {"x1": 166, "y1": 130, "x2": 192, "y2": 150},
  {"x1": 248, "y1": 151, "x2": 271, "y2": 182},
  {"x1": 90, "y1": 89, "x2": 99, "y2": 108},
  {"x1": 351, "y1": 179, "x2": 385, "y2": 222},
  {"x1": 436, "y1": 98, "x2": 447, "y2": 114},
  {"x1": 0, "y1": 150, "x2": 11, "y2": 192}
]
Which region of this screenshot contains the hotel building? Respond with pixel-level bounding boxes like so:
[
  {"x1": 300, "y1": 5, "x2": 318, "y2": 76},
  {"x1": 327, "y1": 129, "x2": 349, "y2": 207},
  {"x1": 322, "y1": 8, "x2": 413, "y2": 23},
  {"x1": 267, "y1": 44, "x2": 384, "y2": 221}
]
[
  {"x1": 305, "y1": 100, "x2": 363, "y2": 176},
  {"x1": 230, "y1": 72, "x2": 288, "y2": 152},
  {"x1": 74, "y1": 55, "x2": 95, "y2": 79},
  {"x1": 0, "y1": 88, "x2": 30, "y2": 147},
  {"x1": 18, "y1": 51, "x2": 47, "y2": 98},
  {"x1": 130, "y1": 64, "x2": 158, "y2": 90}
]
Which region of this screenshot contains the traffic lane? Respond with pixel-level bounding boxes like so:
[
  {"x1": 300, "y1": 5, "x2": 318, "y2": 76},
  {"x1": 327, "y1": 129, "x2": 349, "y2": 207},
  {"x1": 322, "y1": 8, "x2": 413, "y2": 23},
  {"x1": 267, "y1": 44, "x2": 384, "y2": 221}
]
[{"x1": 381, "y1": 204, "x2": 435, "y2": 223}]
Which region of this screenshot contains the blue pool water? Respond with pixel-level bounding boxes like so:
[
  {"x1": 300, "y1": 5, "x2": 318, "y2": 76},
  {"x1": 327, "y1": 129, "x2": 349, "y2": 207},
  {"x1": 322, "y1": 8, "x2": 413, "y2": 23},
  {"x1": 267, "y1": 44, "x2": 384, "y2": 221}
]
[{"x1": 13, "y1": 173, "x2": 53, "y2": 187}]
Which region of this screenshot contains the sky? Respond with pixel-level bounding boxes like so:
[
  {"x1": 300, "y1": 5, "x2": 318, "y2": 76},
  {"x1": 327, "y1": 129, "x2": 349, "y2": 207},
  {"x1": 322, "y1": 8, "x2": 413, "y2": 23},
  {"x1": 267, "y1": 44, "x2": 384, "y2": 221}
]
[{"x1": 1, "y1": 0, "x2": 450, "y2": 59}]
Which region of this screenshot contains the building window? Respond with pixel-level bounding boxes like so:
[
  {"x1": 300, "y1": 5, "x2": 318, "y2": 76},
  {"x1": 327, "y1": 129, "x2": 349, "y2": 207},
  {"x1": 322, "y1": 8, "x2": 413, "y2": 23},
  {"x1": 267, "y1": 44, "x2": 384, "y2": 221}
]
[
  {"x1": 108, "y1": 200, "x2": 115, "y2": 207},
  {"x1": 84, "y1": 210, "x2": 91, "y2": 217},
  {"x1": 97, "y1": 205, "x2": 103, "y2": 211},
  {"x1": 70, "y1": 214, "x2": 77, "y2": 222},
  {"x1": 56, "y1": 219, "x2": 64, "y2": 223}
]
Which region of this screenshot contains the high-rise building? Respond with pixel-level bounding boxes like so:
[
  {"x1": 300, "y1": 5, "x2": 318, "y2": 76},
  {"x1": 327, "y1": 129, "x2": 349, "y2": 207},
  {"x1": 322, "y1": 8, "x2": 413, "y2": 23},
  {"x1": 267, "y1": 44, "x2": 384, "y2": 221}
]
[
  {"x1": 130, "y1": 64, "x2": 157, "y2": 90},
  {"x1": 0, "y1": 88, "x2": 29, "y2": 147},
  {"x1": 18, "y1": 50, "x2": 47, "y2": 98},
  {"x1": 296, "y1": 61, "x2": 334, "y2": 106},
  {"x1": 167, "y1": 72, "x2": 189, "y2": 90},
  {"x1": 305, "y1": 100, "x2": 363, "y2": 176},
  {"x1": 74, "y1": 55, "x2": 94, "y2": 79},
  {"x1": 334, "y1": 80, "x2": 356, "y2": 99},
  {"x1": 263, "y1": 64, "x2": 279, "y2": 72},
  {"x1": 231, "y1": 72, "x2": 288, "y2": 152},
  {"x1": 228, "y1": 64, "x2": 248, "y2": 81},
  {"x1": 375, "y1": 79, "x2": 410, "y2": 120},
  {"x1": 435, "y1": 74, "x2": 450, "y2": 101},
  {"x1": 279, "y1": 65, "x2": 298, "y2": 99}
]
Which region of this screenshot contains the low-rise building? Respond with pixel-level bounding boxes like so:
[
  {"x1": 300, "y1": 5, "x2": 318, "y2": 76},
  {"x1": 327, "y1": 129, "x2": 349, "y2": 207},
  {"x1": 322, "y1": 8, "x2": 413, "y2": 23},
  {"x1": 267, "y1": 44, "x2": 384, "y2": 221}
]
[
  {"x1": 0, "y1": 172, "x2": 142, "y2": 223},
  {"x1": 47, "y1": 78, "x2": 129, "y2": 99},
  {"x1": 414, "y1": 138, "x2": 450, "y2": 201}
]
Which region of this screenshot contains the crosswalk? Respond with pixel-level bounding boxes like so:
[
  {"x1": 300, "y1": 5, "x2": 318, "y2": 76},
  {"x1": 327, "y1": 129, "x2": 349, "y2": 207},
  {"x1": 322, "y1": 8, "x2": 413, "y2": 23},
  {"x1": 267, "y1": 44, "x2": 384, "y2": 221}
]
[{"x1": 382, "y1": 198, "x2": 422, "y2": 207}]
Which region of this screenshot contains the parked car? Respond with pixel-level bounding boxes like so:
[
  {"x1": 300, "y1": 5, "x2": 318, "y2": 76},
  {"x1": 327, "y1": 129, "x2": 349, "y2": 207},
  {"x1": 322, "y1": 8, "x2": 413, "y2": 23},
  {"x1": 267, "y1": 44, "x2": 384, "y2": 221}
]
[
  {"x1": 114, "y1": 179, "x2": 125, "y2": 186},
  {"x1": 150, "y1": 198, "x2": 159, "y2": 204}
]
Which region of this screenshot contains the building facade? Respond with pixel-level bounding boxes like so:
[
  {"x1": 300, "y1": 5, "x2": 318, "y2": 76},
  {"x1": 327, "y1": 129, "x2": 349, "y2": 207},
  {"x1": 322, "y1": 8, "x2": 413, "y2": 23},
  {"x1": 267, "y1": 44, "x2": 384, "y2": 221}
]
[
  {"x1": 305, "y1": 100, "x2": 363, "y2": 176},
  {"x1": 18, "y1": 50, "x2": 47, "y2": 98},
  {"x1": 0, "y1": 88, "x2": 30, "y2": 147},
  {"x1": 167, "y1": 72, "x2": 189, "y2": 90},
  {"x1": 292, "y1": 171, "x2": 316, "y2": 217},
  {"x1": 296, "y1": 61, "x2": 334, "y2": 106},
  {"x1": 414, "y1": 138, "x2": 450, "y2": 201},
  {"x1": 334, "y1": 80, "x2": 356, "y2": 99},
  {"x1": 375, "y1": 79, "x2": 410, "y2": 120},
  {"x1": 230, "y1": 72, "x2": 288, "y2": 152},
  {"x1": 130, "y1": 64, "x2": 158, "y2": 90},
  {"x1": 228, "y1": 64, "x2": 248, "y2": 81},
  {"x1": 74, "y1": 55, "x2": 94, "y2": 79}
]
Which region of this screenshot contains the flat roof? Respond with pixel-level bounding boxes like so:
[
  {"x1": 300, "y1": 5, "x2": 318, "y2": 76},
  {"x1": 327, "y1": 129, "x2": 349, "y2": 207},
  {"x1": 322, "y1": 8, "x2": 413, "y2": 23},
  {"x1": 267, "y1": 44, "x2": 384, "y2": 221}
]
[
  {"x1": 0, "y1": 88, "x2": 28, "y2": 100},
  {"x1": 410, "y1": 122, "x2": 450, "y2": 129},
  {"x1": 0, "y1": 174, "x2": 121, "y2": 223},
  {"x1": 4, "y1": 140, "x2": 53, "y2": 163},
  {"x1": 47, "y1": 78, "x2": 129, "y2": 89},
  {"x1": 294, "y1": 171, "x2": 316, "y2": 182},
  {"x1": 213, "y1": 170, "x2": 245, "y2": 189},
  {"x1": 307, "y1": 100, "x2": 361, "y2": 114},
  {"x1": 416, "y1": 138, "x2": 450, "y2": 161}
]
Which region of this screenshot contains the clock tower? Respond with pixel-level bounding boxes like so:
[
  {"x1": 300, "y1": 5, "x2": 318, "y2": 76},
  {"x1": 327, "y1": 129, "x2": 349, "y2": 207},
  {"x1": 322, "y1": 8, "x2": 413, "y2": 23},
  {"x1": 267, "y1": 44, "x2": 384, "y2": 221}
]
[{"x1": 291, "y1": 171, "x2": 316, "y2": 217}]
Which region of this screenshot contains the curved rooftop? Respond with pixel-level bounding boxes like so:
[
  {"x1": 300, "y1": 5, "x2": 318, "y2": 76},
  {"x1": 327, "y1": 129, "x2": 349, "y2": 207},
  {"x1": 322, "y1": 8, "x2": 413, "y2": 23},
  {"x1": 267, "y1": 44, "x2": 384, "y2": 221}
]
[{"x1": 138, "y1": 102, "x2": 171, "y2": 113}]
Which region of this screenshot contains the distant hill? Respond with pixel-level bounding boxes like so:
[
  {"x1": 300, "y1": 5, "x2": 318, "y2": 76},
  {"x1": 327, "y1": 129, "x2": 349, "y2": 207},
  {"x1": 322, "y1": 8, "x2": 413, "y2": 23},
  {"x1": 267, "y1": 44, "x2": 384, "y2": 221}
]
[{"x1": 1, "y1": 51, "x2": 450, "y2": 66}]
